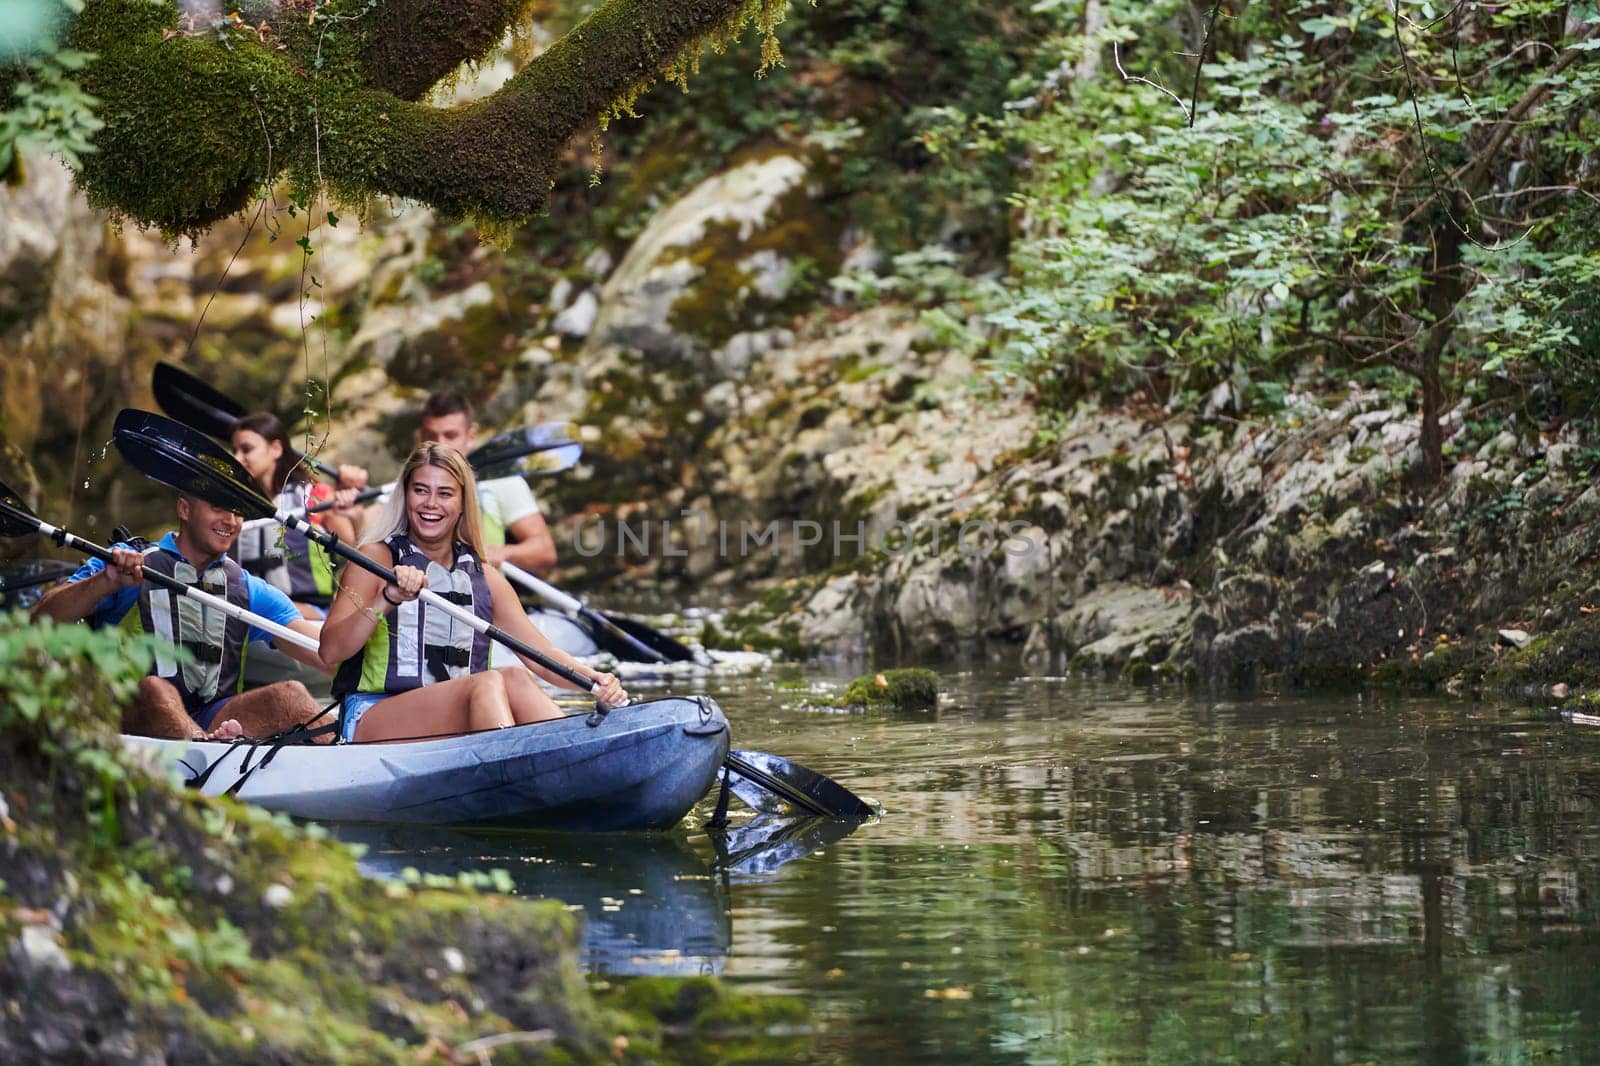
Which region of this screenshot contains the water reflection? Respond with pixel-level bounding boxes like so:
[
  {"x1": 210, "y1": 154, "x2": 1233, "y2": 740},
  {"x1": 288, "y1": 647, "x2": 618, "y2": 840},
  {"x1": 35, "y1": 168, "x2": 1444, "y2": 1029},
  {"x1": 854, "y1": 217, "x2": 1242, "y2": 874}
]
[
  {"x1": 341, "y1": 826, "x2": 732, "y2": 976},
  {"x1": 349, "y1": 672, "x2": 1600, "y2": 1062},
  {"x1": 708, "y1": 675, "x2": 1600, "y2": 1063},
  {"x1": 712, "y1": 815, "x2": 866, "y2": 883},
  {"x1": 340, "y1": 811, "x2": 866, "y2": 978}
]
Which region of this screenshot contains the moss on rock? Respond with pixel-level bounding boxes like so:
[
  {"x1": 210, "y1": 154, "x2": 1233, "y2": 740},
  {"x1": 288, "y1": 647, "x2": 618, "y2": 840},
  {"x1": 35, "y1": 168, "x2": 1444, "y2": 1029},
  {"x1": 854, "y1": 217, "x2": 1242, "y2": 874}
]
[
  {"x1": 0, "y1": 613, "x2": 807, "y2": 1062},
  {"x1": 1484, "y1": 623, "x2": 1600, "y2": 691},
  {"x1": 838, "y1": 668, "x2": 939, "y2": 710}
]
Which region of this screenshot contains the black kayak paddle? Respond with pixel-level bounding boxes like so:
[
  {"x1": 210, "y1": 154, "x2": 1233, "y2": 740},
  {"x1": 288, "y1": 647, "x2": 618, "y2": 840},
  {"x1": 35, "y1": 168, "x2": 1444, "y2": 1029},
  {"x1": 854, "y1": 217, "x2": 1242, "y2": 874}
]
[
  {"x1": 152, "y1": 361, "x2": 351, "y2": 481},
  {"x1": 502, "y1": 561, "x2": 702, "y2": 665},
  {"x1": 156, "y1": 361, "x2": 586, "y2": 488}
]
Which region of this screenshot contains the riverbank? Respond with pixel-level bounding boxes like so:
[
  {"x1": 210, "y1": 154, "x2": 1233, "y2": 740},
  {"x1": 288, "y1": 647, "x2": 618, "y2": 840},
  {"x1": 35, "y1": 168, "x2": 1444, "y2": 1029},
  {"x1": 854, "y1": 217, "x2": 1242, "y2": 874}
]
[
  {"x1": 0, "y1": 616, "x2": 804, "y2": 1063},
  {"x1": 643, "y1": 323, "x2": 1600, "y2": 700}
]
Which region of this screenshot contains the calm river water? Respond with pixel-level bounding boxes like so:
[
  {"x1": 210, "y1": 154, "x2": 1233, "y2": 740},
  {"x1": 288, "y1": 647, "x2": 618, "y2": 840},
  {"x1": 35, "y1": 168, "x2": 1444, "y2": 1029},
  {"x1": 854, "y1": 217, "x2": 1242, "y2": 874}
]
[{"x1": 350, "y1": 667, "x2": 1600, "y2": 1064}]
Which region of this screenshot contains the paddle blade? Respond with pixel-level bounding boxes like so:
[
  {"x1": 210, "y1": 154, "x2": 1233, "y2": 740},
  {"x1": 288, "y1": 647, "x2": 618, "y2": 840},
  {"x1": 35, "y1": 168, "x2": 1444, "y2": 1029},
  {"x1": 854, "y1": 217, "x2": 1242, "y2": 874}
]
[
  {"x1": 112, "y1": 409, "x2": 275, "y2": 520},
  {"x1": 578, "y1": 610, "x2": 702, "y2": 665},
  {"x1": 607, "y1": 613, "x2": 704, "y2": 664},
  {"x1": 0, "y1": 558, "x2": 77, "y2": 592},
  {"x1": 0, "y1": 558, "x2": 78, "y2": 609},
  {"x1": 152, "y1": 361, "x2": 244, "y2": 439},
  {"x1": 466, "y1": 423, "x2": 583, "y2": 478},
  {"x1": 724, "y1": 750, "x2": 875, "y2": 820},
  {"x1": 0, "y1": 477, "x2": 40, "y2": 538}
]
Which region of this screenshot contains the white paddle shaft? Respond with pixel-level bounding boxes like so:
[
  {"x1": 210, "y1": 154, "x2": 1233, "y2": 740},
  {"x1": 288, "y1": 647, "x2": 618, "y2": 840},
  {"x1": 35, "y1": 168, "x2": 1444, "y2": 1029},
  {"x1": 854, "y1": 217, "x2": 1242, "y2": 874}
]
[
  {"x1": 500, "y1": 561, "x2": 582, "y2": 614},
  {"x1": 49, "y1": 523, "x2": 321, "y2": 653},
  {"x1": 238, "y1": 478, "x2": 399, "y2": 535}
]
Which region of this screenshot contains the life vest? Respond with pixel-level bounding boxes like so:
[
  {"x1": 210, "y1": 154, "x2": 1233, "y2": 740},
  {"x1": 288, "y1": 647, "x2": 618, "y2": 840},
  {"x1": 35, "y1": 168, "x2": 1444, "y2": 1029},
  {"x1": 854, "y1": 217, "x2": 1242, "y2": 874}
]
[
  {"x1": 121, "y1": 544, "x2": 250, "y2": 713},
  {"x1": 233, "y1": 483, "x2": 336, "y2": 606},
  {"x1": 333, "y1": 533, "x2": 494, "y2": 697}
]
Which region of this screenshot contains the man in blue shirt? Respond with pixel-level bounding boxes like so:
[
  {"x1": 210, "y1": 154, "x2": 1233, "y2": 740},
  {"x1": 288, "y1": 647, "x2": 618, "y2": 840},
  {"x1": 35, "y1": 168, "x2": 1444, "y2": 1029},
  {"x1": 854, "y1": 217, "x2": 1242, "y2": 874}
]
[{"x1": 33, "y1": 494, "x2": 332, "y2": 741}]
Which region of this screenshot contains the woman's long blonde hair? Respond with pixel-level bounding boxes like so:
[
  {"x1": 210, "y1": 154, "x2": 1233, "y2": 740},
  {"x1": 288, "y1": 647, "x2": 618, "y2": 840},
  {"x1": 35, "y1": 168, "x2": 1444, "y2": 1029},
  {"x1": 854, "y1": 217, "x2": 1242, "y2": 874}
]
[{"x1": 361, "y1": 443, "x2": 488, "y2": 561}]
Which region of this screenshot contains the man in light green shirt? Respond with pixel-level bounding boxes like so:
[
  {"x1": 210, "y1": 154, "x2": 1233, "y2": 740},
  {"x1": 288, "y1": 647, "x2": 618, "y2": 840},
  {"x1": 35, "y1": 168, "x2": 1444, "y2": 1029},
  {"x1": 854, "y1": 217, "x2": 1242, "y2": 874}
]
[{"x1": 416, "y1": 391, "x2": 558, "y2": 575}]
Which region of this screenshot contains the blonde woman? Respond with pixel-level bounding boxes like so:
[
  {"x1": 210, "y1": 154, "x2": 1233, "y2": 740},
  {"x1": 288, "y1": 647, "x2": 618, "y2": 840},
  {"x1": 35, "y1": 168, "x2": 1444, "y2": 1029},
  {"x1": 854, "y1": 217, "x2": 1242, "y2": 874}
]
[{"x1": 319, "y1": 443, "x2": 627, "y2": 743}]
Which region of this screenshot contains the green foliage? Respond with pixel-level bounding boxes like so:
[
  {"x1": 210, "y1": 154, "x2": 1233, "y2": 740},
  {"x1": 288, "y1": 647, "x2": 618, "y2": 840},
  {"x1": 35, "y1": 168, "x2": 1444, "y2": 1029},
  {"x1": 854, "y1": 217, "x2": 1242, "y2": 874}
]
[
  {"x1": 960, "y1": 0, "x2": 1600, "y2": 436},
  {"x1": 0, "y1": 608, "x2": 161, "y2": 752},
  {"x1": 0, "y1": 0, "x2": 105, "y2": 178},
  {"x1": 0, "y1": 610, "x2": 169, "y2": 846}
]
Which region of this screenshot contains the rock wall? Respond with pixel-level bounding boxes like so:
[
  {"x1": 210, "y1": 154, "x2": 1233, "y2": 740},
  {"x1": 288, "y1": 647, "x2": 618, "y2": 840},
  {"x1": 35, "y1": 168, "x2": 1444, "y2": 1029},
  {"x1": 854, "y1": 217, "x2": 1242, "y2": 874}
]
[{"x1": 754, "y1": 379, "x2": 1600, "y2": 694}]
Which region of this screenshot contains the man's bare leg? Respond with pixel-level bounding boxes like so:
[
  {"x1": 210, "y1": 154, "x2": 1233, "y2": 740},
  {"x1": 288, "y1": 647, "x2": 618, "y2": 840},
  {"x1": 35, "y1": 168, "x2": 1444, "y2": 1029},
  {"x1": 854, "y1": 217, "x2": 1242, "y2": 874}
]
[
  {"x1": 121, "y1": 676, "x2": 244, "y2": 740},
  {"x1": 223, "y1": 681, "x2": 331, "y2": 740}
]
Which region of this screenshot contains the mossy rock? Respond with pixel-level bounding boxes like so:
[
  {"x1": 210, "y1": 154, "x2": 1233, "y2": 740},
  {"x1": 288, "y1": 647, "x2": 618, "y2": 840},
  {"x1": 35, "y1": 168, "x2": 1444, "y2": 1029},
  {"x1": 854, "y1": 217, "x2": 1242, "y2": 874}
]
[
  {"x1": 698, "y1": 617, "x2": 809, "y2": 659},
  {"x1": 595, "y1": 976, "x2": 809, "y2": 1061},
  {"x1": 1485, "y1": 623, "x2": 1600, "y2": 690},
  {"x1": 0, "y1": 614, "x2": 809, "y2": 1062},
  {"x1": 838, "y1": 668, "x2": 939, "y2": 710}
]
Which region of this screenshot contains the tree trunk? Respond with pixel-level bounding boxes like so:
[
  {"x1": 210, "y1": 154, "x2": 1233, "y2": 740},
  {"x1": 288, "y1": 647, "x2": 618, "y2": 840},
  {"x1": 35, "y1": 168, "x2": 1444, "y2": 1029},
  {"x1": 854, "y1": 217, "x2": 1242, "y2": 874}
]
[
  {"x1": 1414, "y1": 222, "x2": 1464, "y2": 487},
  {"x1": 1418, "y1": 338, "x2": 1446, "y2": 485}
]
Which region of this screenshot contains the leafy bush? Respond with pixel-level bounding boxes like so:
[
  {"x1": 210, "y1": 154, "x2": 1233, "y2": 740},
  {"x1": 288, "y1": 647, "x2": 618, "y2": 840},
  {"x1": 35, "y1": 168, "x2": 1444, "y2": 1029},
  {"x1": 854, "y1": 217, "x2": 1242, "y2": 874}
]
[
  {"x1": 957, "y1": 0, "x2": 1600, "y2": 463},
  {"x1": 0, "y1": 0, "x2": 106, "y2": 179},
  {"x1": 0, "y1": 609, "x2": 166, "y2": 842}
]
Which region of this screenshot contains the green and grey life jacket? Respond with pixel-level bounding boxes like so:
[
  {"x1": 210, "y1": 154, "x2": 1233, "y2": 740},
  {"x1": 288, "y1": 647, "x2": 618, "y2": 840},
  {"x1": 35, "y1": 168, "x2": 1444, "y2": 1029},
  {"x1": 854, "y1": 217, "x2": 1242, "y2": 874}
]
[
  {"x1": 333, "y1": 532, "x2": 494, "y2": 697},
  {"x1": 233, "y1": 482, "x2": 336, "y2": 607},
  {"x1": 120, "y1": 544, "x2": 250, "y2": 713}
]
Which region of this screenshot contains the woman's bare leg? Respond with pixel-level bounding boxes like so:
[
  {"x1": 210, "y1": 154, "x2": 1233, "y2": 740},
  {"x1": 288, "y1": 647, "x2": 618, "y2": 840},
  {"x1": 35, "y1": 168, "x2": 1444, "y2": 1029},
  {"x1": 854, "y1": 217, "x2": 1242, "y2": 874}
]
[
  {"x1": 353, "y1": 673, "x2": 514, "y2": 742},
  {"x1": 501, "y1": 667, "x2": 565, "y2": 725}
]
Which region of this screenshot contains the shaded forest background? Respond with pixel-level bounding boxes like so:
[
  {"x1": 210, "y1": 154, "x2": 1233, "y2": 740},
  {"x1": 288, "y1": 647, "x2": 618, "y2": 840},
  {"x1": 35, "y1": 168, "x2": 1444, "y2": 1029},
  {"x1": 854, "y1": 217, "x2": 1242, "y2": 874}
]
[{"x1": 7, "y1": 1, "x2": 1599, "y2": 484}]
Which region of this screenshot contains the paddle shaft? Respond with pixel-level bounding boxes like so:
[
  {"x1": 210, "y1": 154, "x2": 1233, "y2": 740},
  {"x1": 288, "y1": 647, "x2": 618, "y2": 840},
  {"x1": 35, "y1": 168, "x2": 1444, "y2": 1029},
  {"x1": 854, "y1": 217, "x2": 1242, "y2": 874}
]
[
  {"x1": 500, "y1": 562, "x2": 670, "y2": 664},
  {"x1": 282, "y1": 513, "x2": 602, "y2": 695},
  {"x1": 0, "y1": 504, "x2": 320, "y2": 653}
]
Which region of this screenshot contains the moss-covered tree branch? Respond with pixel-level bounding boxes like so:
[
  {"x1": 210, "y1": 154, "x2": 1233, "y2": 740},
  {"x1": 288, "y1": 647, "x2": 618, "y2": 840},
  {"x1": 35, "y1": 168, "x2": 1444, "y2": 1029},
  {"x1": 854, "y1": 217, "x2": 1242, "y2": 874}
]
[
  {"x1": 62, "y1": 0, "x2": 785, "y2": 238},
  {"x1": 336, "y1": 0, "x2": 785, "y2": 222},
  {"x1": 353, "y1": 0, "x2": 530, "y2": 100}
]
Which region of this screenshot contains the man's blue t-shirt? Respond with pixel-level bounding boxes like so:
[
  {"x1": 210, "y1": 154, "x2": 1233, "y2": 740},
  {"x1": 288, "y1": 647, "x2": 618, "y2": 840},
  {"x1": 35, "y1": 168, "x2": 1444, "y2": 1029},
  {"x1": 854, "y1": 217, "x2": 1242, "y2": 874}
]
[{"x1": 68, "y1": 532, "x2": 302, "y2": 644}]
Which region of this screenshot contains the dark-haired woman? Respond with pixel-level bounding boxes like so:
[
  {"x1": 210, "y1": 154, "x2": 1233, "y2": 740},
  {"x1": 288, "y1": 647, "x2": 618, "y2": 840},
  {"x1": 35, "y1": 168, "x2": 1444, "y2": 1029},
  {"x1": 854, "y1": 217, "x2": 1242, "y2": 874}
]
[{"x1": 230, "y1": 411, "x2": 369, "y2": 620}]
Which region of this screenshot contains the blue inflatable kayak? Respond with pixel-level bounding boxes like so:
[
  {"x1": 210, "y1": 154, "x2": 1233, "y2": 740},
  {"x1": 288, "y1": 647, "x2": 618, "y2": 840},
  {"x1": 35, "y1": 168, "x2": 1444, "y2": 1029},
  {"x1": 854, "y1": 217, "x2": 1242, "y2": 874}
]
[{"x1": 123, "y1": 696, "x2": 730, "y2": 831}]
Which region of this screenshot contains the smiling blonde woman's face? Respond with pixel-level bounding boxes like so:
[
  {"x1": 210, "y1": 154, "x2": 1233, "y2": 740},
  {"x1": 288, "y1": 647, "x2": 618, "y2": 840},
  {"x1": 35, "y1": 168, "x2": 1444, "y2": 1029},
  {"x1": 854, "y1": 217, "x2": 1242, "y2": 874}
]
[{"x1": 404, "y1": 463, "x2": 463, "y2": 544}]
